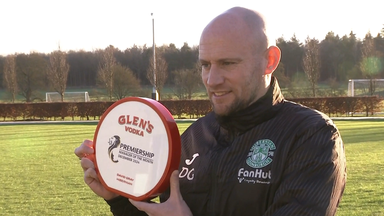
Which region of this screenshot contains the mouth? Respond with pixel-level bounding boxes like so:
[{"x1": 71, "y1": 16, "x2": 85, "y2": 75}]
[{"x1": 212, "y1": 91, "x2": 230, "y2": 97}]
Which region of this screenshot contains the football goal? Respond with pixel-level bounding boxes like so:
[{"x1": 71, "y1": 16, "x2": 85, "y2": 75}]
[
  {"x1": 348, "y1": 79, "x2": 384, "y2": 97},
  {"x1": 45, "y1": 91, "x2": 91, "y2": 102}
]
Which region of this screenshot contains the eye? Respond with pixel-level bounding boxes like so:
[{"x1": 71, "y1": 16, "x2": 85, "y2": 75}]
[
  {"x1": 200, "y1": 62, "x2": 210, "y2": 69},
  {"x1": 222, "y1": 61, "x2": 235, "y2": 66}
]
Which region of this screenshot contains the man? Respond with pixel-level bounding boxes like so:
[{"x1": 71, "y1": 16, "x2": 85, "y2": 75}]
[{"x1": 75, "y1": 7, "x2": 346, "y2": 216}]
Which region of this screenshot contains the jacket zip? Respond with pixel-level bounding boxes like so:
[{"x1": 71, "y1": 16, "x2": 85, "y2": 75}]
[{"x1": 208, "y1": 131, "x2": 237, "y2": 216}]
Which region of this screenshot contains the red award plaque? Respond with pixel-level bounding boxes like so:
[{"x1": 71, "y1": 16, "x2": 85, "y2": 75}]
[{"x1": 93, "y1": 97, "x2": 181, "y2": 201}]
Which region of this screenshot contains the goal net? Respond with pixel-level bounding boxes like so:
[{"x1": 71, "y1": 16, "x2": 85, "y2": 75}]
[
  {"x1": 46, "y1": 92, "x2": 91, "y2": 102},
  {"x1": 348, "y1": 79, "x2": 384, "y2": 97}
]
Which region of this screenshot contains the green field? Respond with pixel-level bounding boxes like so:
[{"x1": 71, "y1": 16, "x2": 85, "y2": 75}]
[{"x1": 0, "y1": 120, "x2": 383, "y2": 215}]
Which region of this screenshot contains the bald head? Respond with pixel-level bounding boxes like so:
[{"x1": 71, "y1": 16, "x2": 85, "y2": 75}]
[
  {"x1": 200, "y1": 7, "x2": 268, "y2": 55},
  {"x1": 198, "y1": 7, "x2": 281, "y2": 116}
]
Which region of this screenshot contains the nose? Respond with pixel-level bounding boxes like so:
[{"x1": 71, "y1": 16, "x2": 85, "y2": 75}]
[{"x1": 206, "y1": 64, "x2": 224, "y2": 87}]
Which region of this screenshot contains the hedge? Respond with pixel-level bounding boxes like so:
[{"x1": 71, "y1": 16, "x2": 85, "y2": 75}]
[{"x1": 0, "y1": 96, "x2": 382, "y2": 121}]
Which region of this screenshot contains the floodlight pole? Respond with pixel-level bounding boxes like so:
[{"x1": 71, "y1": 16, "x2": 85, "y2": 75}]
[{"x1": 151, "y1": 13, "x2": 159, "y2": 101}]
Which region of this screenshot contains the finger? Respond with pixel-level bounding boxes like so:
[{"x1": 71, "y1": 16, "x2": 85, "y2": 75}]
[
  {"x1": 83, "y1": 139, "x2": 94, "y2": 148},
  {"x1": 84, "y1": 167, "x2": 99, "y2": 185},
  {"x1": 74, "y1": 139, "x2": 94, "y2": 158},
  {"x1": 81, "y1": 157, "x2": 95, "y2": 172},
  {"x1": 169, "y1": 170, "x2": 182, "y2": 200},
  {"x1": 84, "y1": 167, "x2": 97, "y2": 180}
]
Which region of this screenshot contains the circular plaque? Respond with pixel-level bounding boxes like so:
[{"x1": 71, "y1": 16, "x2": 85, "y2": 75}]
[{"x1": 93, "y1": 97, "x2": 181, "y2": 201}]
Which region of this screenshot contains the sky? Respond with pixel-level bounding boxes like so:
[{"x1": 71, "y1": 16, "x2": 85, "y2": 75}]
[{"x1": 0, "y1": 0, "x2": 383, "y2": 56}]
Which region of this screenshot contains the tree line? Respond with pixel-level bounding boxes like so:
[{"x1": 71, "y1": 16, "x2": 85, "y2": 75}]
[
  {"x1": 275, "y1": 30, "x2": 384, "y2": 97},
  {"x1": 0, "y1": 28, "x2": 384, "y2": 102},
  {"x1": 0, "y1": 43, "x2": 201, "y2": 102}
]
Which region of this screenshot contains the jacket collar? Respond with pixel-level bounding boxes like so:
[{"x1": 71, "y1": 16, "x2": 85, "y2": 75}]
[{"x1": 215, "y1": 76, "x2": 285, "y2": 134}]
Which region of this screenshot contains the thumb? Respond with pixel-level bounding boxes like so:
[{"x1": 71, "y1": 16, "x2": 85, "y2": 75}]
[
  {"x1": 169, "y1": 170, "x2": 182, "y2": 200},
  {"x1": 129, "y1": 199, "x2": 151, "y2": 213}
]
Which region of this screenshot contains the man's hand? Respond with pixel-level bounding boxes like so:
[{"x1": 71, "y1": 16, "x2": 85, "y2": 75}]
[
  {"x1": 130, "y1": 170, "x2": 192, "y2": 216},
  {"x1": 74, "y1": 139, "x2": 119, "y2": 200}
]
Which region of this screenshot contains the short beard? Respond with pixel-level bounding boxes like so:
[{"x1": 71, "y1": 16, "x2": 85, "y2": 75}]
[{"x1": 214, "y1": 62, "x2": 263, "y2": 117}]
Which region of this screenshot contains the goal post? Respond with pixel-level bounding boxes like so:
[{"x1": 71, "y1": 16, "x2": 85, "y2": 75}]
[
  {"x1": 45, "y1": 92, "x2": 91, "y2": 102},
  {"x1": 348, "y1": 79, "x2": 384, "y2": 97}
]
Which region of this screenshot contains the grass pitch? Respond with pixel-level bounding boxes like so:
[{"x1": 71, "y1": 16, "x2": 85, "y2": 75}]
[
  {"x1": 334, "y1": 120, "x2": 384, "y2": 216},
  {"x1": 0, "y1": 120, "x2": 383, "y2": 215}
]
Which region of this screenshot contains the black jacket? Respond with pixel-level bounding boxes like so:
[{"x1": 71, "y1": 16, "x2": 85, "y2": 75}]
[{"x1": 107, "y1": 77, "x2": 347, "y2": 216}]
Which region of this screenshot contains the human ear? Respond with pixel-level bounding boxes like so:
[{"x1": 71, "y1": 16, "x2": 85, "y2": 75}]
[{"x1": 264, "y1": 46, "x2": 281, "y2": 75}]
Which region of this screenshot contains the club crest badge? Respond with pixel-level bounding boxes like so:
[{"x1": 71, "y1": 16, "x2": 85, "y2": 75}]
[{"x1": 246, "y1": 139, "x2": 276, "y2": 168}]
